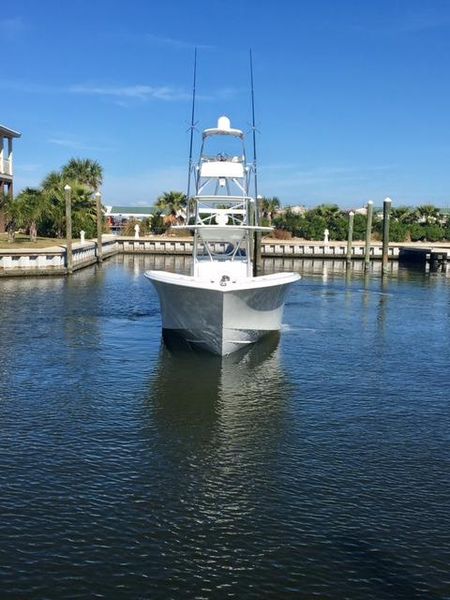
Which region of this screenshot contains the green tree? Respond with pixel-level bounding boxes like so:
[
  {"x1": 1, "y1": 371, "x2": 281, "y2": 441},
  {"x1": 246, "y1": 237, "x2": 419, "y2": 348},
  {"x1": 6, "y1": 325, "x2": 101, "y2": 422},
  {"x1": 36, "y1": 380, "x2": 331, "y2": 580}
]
[
  {"x1": 273, "y1": 209, "x2": 304, "y2": 236},
  {"x1": 150, "y1": 211, "x2": 169, "y2": 234},
  {"x1": 61, "y1": 158, "x2": 103, "y2": 192},
  {"x1": 3, "y1": 158, "x2": 104, "y2": 241},
  {"x1": 415, "y1": 204, "x2": 440, "y2": 225},
  {"x1": 122, "y1": 218, "x2": 149, "y2": 236},
  {"x1": 352, "y1": 214, "x2": 368, "y2": 241},
  {"x1": 260, "y1": 196, "x2": 281, "y2": 225},
  {"x1": 41, "y1": 172, "x2": 96, "y2": 238},
  {"x1": 391, "y1": 206, "x2": 416, "y2": 225},
  {"x1": 307, "y1": 204, "x2": 347, "y2": 240},
  {"x1": 14, "y1": 187, "x2": 48, "y2": 241},
  {"x1": 388, "y1": 220, "x2": 410, "y2": 242},
  {"x1": 156, "y1": 191, "x2": 187, "y2": 218},
  {"x1": 40, "y1": 171, "x2": 70, "y2": 238},
  {"x1": 410, "y1": 223, "x2": 445, "y2": 242},
  {"x1": 1, "y1": 192, "x2": 21, "y2": 242},
  {"x1": 303, "y1": 214, "x2": 328, "y2": 240},
  {"x1": 308, "y1": 204, "x2": 341, "y2": 221}
]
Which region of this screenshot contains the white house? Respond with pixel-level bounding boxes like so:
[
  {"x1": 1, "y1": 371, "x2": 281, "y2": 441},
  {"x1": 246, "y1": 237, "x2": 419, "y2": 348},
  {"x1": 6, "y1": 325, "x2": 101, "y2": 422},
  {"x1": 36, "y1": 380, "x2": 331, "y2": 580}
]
[{"x1": 0, "y1": 124, "x2": 21, "y2": 233}]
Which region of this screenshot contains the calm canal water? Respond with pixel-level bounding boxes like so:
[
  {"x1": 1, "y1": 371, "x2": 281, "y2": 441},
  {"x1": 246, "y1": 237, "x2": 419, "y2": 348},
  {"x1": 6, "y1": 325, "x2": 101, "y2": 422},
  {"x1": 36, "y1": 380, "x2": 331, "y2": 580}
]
[{"x1": 1, "y1": 255, "x2": 449, "y2": 600}]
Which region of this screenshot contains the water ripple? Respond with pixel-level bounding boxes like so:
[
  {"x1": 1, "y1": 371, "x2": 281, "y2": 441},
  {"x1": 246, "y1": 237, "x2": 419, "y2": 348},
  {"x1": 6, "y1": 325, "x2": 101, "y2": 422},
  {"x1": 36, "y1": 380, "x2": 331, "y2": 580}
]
[{"x1": 0, "y1": 258, "x2": 449, "y2": 599}]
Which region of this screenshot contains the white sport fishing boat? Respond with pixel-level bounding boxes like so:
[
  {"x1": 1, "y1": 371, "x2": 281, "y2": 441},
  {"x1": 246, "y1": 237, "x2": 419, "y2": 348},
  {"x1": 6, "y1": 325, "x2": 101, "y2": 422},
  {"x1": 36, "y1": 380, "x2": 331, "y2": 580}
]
[{"x1": 145, "y1": 115, "x2": 300, "y2": 355}]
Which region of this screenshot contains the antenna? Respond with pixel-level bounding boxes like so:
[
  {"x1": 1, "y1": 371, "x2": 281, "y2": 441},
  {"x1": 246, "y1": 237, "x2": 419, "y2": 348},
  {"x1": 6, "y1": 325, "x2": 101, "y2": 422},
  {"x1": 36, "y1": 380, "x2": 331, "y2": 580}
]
[
  {"x1": 250, "y1": 49, "x2": 261, "y2": 277},
  {"x1": 249, "y1": 49, "x2": 258, "y2": 208},
  {"x1": 186, "y1": 48, "x2": 197, "y2": 223}
]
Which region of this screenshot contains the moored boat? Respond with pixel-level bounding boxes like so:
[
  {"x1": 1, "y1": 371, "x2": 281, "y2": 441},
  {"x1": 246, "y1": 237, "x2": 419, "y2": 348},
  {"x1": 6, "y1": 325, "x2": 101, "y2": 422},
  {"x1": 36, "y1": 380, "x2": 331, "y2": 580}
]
[{"x1": 145, "y1": 115, "x2": 299, "y2": 355}]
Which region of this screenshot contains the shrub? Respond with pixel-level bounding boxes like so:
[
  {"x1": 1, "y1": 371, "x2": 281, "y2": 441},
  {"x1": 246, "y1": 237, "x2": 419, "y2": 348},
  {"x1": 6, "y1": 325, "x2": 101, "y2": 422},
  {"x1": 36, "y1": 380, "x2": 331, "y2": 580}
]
[
  {"x1": 387, "y1": 221, "x2": 410, "y2": 243},
  {"x1": 72, "y1": 212, "x2": 97, "y2": 239},
  {"x1": 150, "y1": 211, "x2": 169, "y2": 235},
  {"x1": 352, "y1": 214, "x2": 368, "y2": 241},
  {"x1": 271, "y1": 228, "x2": 292, "y2": 240},
  {"x1": 122, "y1": 218, "x2": 149, "y2": 236},
  {"x1": 422, "y1": 224, "x2": 445, "y2": 242},
  {"x1": 167, "y1": 227, "x2": 193, "y2": 238},
  {"x1": 302, "y1": 215, "x2": 328, "y2": 240}
]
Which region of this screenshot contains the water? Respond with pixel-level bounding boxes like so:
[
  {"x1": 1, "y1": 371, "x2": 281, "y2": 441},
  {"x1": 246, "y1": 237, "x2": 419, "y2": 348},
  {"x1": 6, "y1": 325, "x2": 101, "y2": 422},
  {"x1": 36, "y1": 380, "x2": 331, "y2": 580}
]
[{"x1": 1, "y1": 255, "x2": 449, "y2": 600}]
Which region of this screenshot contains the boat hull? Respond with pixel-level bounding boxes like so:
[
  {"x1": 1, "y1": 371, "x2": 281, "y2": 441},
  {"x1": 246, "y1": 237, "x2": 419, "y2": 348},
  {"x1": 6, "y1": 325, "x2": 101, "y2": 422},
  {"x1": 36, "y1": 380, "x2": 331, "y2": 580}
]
[{"x1": 146, "y1": 271, "x2": 299, "y2": 355}]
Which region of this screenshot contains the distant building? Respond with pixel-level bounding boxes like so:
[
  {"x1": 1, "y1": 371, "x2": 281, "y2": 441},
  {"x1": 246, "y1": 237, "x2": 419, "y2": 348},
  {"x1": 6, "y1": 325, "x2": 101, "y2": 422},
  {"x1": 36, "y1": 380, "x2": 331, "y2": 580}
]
[
  {"x1": 278, "y1": 205, "x2": 307, "y2": 216},
  {"x1": 0, "y1": 124, "x2": 21, "y2": 233},
  {"x1": 289, "y1": 205, "x2": 307, "y2": 216},
  {"x1": 354, "y1": 206, "x2": 368, "y2": 215},
  {"x1": 104, "y1": 206, "x2": 157, "y2": 234}
]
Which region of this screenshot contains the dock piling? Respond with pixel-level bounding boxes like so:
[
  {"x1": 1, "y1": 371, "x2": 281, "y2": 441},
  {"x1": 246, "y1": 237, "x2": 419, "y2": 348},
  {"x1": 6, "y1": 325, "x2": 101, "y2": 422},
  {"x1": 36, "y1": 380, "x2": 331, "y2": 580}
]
[
  {"x1": 64, "y1": 184, "x2": 73, "y2": 274},
  {"x1": 346, "y1": 211, "x2": 354, "y2": 266},
  {"x1": 382, "y1": 197, "x2": 392, "y2": 276},
  {"x1": 364, "y1": 200, "x2": 373, "y2": 271},
  {"x1": 95, "y1": 191, "x2": 103, "y2": 263}
]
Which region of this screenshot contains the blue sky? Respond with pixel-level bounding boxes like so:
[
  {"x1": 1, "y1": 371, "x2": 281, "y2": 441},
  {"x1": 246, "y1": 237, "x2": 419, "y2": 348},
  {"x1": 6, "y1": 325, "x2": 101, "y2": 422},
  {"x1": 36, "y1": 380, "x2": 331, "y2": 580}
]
[{"x1": 3, "y1": 0, "x2": 450, "y2": 208}]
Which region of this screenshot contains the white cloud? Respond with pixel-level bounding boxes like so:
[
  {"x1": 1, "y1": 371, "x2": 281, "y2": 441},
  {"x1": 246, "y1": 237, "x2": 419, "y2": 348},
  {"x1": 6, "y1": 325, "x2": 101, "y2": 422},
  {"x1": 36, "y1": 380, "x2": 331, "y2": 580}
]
[
  {"x1": 0, "y1": 79, "x2": 237, "y2": 105},
  {"x1": 141, "y1": 33, "x2": 213, "y2": 50},
  {"x1": 68, "y1": 83, "x2": 190, "y2": 102},
  {"x1": 107, "y1": 31, "x2": 213, "y2": 50},
  {"x1": 0, "y1": 80, "x2": 189, "y2": 102},
  {"x1": 47, "y1": 136, "x2": 115, "y2": 152}
]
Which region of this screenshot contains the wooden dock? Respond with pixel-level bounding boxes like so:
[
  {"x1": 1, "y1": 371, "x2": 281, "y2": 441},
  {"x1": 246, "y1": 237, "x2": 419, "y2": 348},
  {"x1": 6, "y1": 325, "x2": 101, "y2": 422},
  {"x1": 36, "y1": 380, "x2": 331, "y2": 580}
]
[
  {"x1": 398, "y1": 245, "x2": 449, "y2": 271},
  {"x1": 117, "y1": 237, "x2": 400, "y2": 260},
  {"x1": 1, "y1": 236, "x2": 449, "y2": 276}
]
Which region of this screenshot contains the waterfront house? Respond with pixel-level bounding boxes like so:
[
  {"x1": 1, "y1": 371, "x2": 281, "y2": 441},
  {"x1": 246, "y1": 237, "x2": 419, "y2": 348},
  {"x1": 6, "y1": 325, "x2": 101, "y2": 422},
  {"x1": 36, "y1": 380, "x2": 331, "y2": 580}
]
[
  {"x1": 104, "y1": 206, "x2": 157, "y2": 234},
  {"x1": 277, "y1": 205, "x2": 307, "y2": 216},
  {"x1": 0, "y1": 124, "x2": 21, "y2": 233}
]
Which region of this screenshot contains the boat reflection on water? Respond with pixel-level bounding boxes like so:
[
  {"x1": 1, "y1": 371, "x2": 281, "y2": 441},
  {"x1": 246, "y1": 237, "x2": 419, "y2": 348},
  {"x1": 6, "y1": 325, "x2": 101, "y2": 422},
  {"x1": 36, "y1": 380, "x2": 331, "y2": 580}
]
[
  {"x1": 141, "y1": 334, "x2": 293, "y2": 591},
  {"x1": 148, "y1": 331, "x2": 289, "y2": 454}
]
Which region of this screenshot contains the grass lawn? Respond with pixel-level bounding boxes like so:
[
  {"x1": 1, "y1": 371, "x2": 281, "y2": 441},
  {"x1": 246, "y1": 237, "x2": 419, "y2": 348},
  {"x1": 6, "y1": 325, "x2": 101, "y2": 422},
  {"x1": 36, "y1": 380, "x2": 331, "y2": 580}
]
[{"x1": 0, "y1": 234, "x2": 66, "y2": 249}]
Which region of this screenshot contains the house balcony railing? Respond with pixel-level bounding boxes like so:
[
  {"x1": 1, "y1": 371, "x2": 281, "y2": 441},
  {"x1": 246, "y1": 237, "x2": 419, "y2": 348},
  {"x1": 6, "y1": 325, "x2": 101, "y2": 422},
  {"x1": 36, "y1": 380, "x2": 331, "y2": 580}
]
[{"x1": 0, "y1": 158, "x2": 12, "y2": 176}]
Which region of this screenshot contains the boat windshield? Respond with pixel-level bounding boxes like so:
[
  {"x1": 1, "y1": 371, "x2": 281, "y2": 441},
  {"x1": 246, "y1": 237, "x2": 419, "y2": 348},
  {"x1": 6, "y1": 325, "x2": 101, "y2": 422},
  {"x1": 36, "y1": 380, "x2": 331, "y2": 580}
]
[
  {"x1": 201, "y1": 136, "x2": 245, "y2": 163},
  {"x1": 197, "y1": 240, "x2": 247, "y2": 260}
]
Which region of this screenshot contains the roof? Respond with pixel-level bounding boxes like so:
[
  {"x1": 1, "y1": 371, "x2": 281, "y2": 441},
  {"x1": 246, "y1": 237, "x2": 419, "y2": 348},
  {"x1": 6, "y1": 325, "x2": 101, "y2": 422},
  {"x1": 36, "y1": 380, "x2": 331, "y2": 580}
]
[
  {"x1": 106, "y1": 206, "x2": 157, "y2": 215},
  {"x1": 203, "y1": 116, "x2": 243, "y2": 139},
  {"x1": 0, "y1": 125, "x2": 21, "y2": 138}
]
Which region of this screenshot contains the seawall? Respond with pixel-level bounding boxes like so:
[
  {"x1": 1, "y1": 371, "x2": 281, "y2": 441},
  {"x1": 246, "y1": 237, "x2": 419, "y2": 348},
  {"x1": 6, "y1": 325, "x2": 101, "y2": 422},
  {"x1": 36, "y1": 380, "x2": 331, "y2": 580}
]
[{"x1": 1, "y1": 235, "x2": 449, "y2": 276}]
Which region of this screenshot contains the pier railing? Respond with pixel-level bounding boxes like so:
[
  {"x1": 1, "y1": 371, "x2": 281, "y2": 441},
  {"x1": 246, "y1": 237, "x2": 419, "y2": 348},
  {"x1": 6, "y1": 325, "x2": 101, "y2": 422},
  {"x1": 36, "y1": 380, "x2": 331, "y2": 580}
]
[
  {"x1": 3, "y1": 236, "x2": 449, "y2": 276},
  {"x1": 117, "y1": 237, "x2": 400, "y2": 259},
  {"x1": 0, "y1": 238, "x2": 118, "y2": 276}
]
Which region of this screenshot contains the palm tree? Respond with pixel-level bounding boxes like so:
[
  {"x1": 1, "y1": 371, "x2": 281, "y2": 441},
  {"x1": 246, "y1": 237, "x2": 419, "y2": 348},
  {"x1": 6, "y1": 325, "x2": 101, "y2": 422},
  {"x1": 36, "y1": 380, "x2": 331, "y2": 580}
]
[
  {"x1": 14, "y1": 187, "x2": 48, "y2": 241},
  {"x1": 40, "y1": 171, "x2": 68, "y2": 237},
  {"x1": 415, "y1": 204, "x2": 440, "y2": 224},
  {"x1": 62, "y1": 158, "x2": 103, "y2": 192},
  {"x1": 310, "y1": 204, "x2": 342, "y2": 220},
  {"x1": 156, "y1": 191, "x2": 187, "y2": 222},
  {"x1": 1, "y1": 192, "x2": 21, "y2": 242},
  {"x1": 41, "y1": 172, "x2": 94, "y2": 238},
  {"x1": 306, "y1": 204, "x2": 347, "y2": 240},
  {"x1": 260, "y1": 196, "x2": 281, "y2": 224},
  {"x1": 391, "y1": 206, "x2": 416, "y2": 224}
]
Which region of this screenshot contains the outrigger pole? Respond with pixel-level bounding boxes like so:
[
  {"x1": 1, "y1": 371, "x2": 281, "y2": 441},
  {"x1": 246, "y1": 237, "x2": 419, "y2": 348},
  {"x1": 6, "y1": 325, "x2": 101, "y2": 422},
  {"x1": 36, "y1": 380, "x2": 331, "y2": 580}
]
[
  {"x1": 250, "y1": 49, "x2": 261, "y2": 275},
  {"x1": 186, "y1": 48, "x2": 197, "y2": 224},
  {"x1": 249, "y1": 49, "x2": 258, "y2": 208}
]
